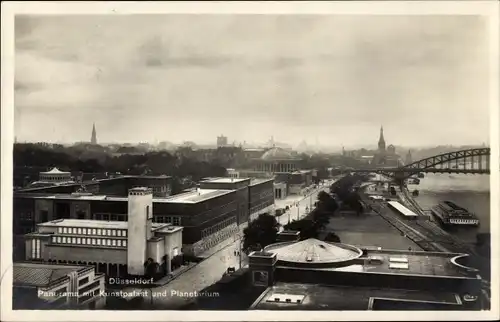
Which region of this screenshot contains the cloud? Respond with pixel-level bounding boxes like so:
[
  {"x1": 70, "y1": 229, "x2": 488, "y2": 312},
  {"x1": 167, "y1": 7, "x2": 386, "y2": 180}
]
[{"x1": 13, "y1": 15, "x2": 490, "y2": 146}]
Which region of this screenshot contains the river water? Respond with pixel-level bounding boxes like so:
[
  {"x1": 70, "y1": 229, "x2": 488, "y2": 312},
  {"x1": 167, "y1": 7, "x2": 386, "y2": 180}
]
[{"x1": 408, "y1": 173, "x2": 490, "y2": 245}]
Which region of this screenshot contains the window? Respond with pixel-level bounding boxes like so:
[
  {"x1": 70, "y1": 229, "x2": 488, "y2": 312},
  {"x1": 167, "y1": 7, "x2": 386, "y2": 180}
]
[
  {"x1": 52, "y1": 237, "x2": 56, "y2": 243},
  {"x1": 57, "y1": 237, "x2": 61, "y2": 243},
  {"x1": 107, "y1": 230, "x2": 111, "y2": 236},
  {"x1": 77, "y1": 238, "x2": 81, "y2": 244},
  {"x1": 389, "y1": 257, "x2": 408, "y2": 263},
  {"x1": 72, "y1": 237, "x2": 76, "y2": 244},
  {"x1": 62, "y1": 237, "x2": 66, "y2": 243},
  {"x1": 123, "y1": 230, "x2": 127, "y2": 237},
  {"x1": 33, "y1": 239, "x2": 40, "y2": 259},
  {"x1": 58, "y1": 228, "x2": 63, "y2": 234},
  {"x1": 103, "y1": 214, "x2": 109, "y2": 221},
  {"x1": 92, "y1": 229, "x2": 96, "y2": 235},
  {"x1": 91, "y1": 239, "x2": 96, "y2": 245},
  {"x1": 112, "y1": 240, "x2": 116, "y2": 246},
  {"x1": 389, "y1": 262, "x2": 409, "y2": 270},
  {"x1": 111, "y1": 214, "x2": 117, "y2": 221},
  {"x1": 97, "y1": 239, "x2": 101, "y2": 245},
  {"x1": 82, "y1": 238, "x2": 87, "y2": 245},
  {"x1": 63, "y1": 228, "x2": 68, "y2": 234},
  {"x1": 112, "y1": 230, "x2": 116, "y2": 236},
  {"x1": 123, "y1": 240, "x2": 127, "y2": 247},
  {"x1": 82, "y1": 228, "x2": 87, "y2": 235},
  {"x1": 86, "y1": 238, "x2": 91, "y2": 244},
  {"x1": 173, "y1": 217, "x2": 181, "y2": 226},
  {"x1": 106, "y1": 239, "x2": 111, "y2": 246},
  {"x1": 77, "y1": 228, "x2": 82, "y2": 234},
  {"x1": 97, "y1": 229, "x2": 102, "y2": 236},
  {"x1": 78, "y1": 277, "x2": 89, "y2": 287},
  {"x1": 117, "y1": 230, "x2": 121, "y2": 237},
  {"x1": 117, "y1": 240, "x2": 122, "y2": 246}
]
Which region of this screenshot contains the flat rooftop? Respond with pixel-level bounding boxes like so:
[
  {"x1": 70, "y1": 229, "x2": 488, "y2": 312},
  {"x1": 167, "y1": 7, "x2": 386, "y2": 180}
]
[
  {"x1": 37, "y1": 219, "x2": 176, "y2": 230},
  {"x1": 250, "y1": 178, "x2": 274, "y2": 185},
  {"x1": 13, "y1": 262, "x2": 88, "y2": 287},
  {"x1": 387, "y1": 201, "x2": 418, "y2": 217},
  {"x1": 165, "y1": 189, "x2": 234, "y2": 203},
  {"x1": 250, "y1": 282, "x2": 461, "y2": 310},
  {"x1": 15, "y1": 188, "x2": 233, "y2": 204},
  {"x1": 277, "y1": 249, "x2": 474, "y2": 278},
  {"x1": 201, "y1": 177, "x2": 250, "y2": 184}
]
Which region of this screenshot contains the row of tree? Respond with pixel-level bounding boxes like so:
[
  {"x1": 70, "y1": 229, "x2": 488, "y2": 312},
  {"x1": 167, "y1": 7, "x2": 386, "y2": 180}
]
[
  {"x1": 14, "y1": 144, "x2": 228, "y2": 193},
  {"x1": 242, "y1": 187, "x2": 346, "y2": 252},
  {"x1": 330, "y1": 174, "x2": 367, "y2": 215}
]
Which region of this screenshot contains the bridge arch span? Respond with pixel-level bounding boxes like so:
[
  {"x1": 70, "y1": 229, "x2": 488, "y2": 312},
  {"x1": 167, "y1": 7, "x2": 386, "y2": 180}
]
[{"x1": 394, "y1": 148, "x2": 490, "y2": 181}]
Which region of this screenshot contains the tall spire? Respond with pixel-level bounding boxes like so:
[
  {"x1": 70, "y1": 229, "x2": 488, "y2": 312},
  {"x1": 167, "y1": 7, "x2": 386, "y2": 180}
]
[
  {"x1": 91, "y1": 123, "x2": 97, "y2": 145},
  {"x1": 378, "y1": 125, "x2": 386, "y2": 152}
]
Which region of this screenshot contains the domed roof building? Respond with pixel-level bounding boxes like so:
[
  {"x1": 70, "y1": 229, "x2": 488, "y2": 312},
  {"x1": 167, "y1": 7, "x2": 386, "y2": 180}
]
[
  {"x1": 260, "y1": 147, "x2": 295, "y2": 161},
  {"x1": 254, "y1": 146, "x2": 300, "y2": 173},
  {"x1": 264, "y1": 238, "x2": 363, "y2": 268},
  {"x1": 246, "y1": 236, "x2": 483, "y2": 310}
]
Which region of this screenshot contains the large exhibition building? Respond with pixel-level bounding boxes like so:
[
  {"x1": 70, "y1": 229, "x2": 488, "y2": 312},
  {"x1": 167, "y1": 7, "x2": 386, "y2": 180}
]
[
  {"x1": 24, "y1": 188, "x2": 183, "y2": 277},
  {"x1": 14, "y1": 176, "x2": 275, "y2": 258}
]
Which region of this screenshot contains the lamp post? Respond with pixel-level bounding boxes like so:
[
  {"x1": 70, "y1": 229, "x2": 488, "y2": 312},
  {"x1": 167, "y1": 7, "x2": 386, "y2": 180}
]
[{"x1": 234, "y1": 232, "x2": 242, "y2": 269}]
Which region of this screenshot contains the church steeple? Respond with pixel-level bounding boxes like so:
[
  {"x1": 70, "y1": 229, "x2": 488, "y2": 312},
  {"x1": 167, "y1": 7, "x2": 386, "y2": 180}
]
[
  {"x1": 378, "y1": 126, "x2": 386, "y2": 152},
  {"x1": 91, "y1": 123, "x2": 97, "y2": 145},
  {"x1": 405, "y1": 149, "x2": 412, "y2": 164}
]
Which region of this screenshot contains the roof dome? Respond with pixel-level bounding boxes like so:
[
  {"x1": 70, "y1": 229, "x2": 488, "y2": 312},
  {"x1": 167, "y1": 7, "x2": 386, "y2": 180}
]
[
  {"x1": 264, "y1": 238, "x2": 363, "y2": 266},
  {"x1": 260, "y1": 147, "x2": 295, "y2": 161},
  {"x1": 40, "y1": 167, "x2": 70, "y2": 174}
]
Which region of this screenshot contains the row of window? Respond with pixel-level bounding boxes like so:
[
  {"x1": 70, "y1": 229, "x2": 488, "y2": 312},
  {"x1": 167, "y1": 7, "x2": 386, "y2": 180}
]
[
  {"x1": 93, "y1": 213, "x2": 127, "y2": 221},
  {"x1": 19, "y1": 212, "x2": 34, "y2": 221},
  {"x1": 51, "y1": 236, "x2": 127, "y2": 247},
  {"x1": 152, "y1": 186, "x2": 167, "y2": 193},
  {"x1": 154, "y1": 216, "x2": 181, "y2": 225},
  {"x1": 449, "y1": 219, "x2": 479, "y2": 225},
  {"x1": 201, "y1": 216, "x2": 237, "y2": 238},
  {"x1": 57, "y1": 227, "x2": 127, "y2": 237},
  {"x1": 94, "y1": 213, "x2": 181, "y2": 225},
  {"x1": 250, "y1": 200, "x2": 273, "y2": 214},
  {"x1": 196, "y1": 202, "x2": 237, "y2": 224}
]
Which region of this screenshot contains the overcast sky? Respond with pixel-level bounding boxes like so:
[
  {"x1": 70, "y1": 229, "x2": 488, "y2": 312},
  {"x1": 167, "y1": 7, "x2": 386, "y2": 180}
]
[{"x1": 14, "y1": 14, "x2": 490, "y2": 147}]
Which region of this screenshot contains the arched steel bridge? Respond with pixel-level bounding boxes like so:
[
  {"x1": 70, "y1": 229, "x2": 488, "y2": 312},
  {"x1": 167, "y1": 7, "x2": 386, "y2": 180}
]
[{"x1": 349, "y1": 148, "x2": 490, "y2": 182}]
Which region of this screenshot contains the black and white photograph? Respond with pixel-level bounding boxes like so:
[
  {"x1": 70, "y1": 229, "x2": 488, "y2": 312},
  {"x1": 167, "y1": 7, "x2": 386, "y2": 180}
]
[{"x1": 1, "y1": 1, "x2": 499, "y2": 321}]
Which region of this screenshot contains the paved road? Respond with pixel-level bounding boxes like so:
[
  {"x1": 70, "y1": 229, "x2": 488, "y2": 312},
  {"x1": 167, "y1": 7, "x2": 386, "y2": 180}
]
[{"x1": 125, "y1": 181, "x2": 335, "y2": 309}]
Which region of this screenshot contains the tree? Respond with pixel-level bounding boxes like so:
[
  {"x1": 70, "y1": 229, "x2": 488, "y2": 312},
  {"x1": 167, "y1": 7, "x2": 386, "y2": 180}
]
[
  {"x1": 284, "y1": 219, "x2": 318, "y2": 240},
  {"x1": 144, "y1": 258, "x2": 160, "y2": 279},
  {"x1": 317, "y1": 191, "x2": 338, "y2": 213},
  {"x1": 324, "y1": 232, "x2": 341, "y2": 243},
  {"x1": 243, "y1": 213, "x2": 280, "y2": 252},
  {"x1": 14, "y1": 143, "x2": 229, "y2": 189}
]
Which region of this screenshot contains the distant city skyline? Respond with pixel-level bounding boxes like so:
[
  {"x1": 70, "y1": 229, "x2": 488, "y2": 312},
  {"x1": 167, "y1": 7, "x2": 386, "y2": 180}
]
[{"x1": 15, "y1": 15, "x2": 490, "y2": 146}]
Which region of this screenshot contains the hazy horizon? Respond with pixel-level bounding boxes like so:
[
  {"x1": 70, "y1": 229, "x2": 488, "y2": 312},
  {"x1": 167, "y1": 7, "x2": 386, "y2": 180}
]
[{"x1": 15, "y1": 15, "x2": 491, "y2": 147}]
